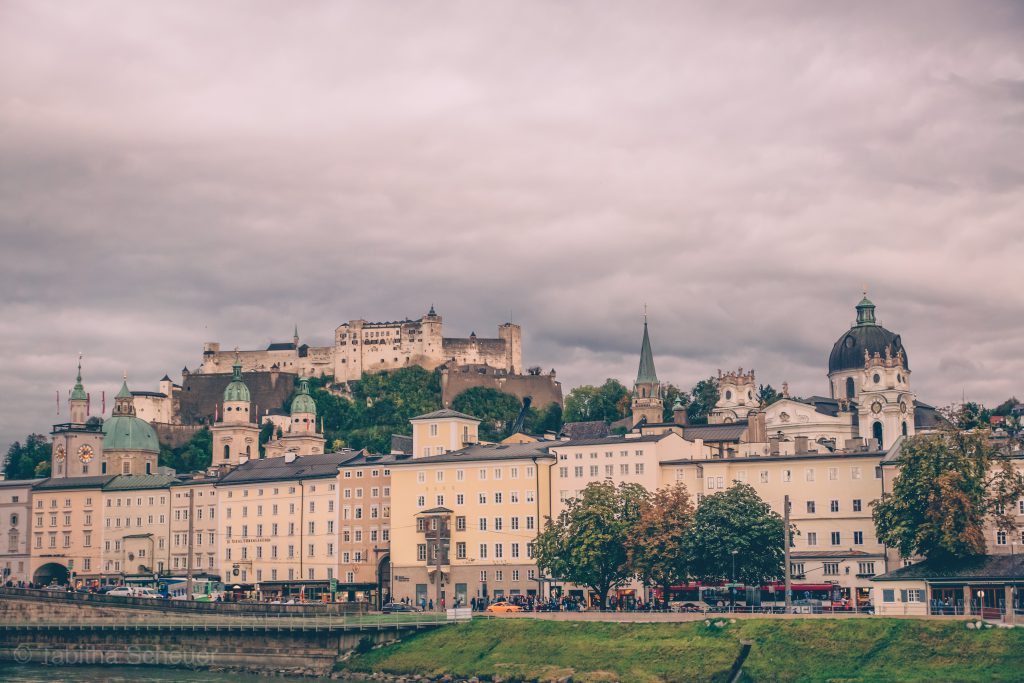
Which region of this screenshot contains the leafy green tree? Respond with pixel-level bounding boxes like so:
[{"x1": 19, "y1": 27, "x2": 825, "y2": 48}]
[
  {"x1": 661, "y1": 384, "x2": 688, "y2": 421},
  {"x1": 687, "y1": 377, "x2": 720, "y2": 425},
  {"x1": 757, "y1": 384, "x2": 781, "y2": 406},
  {"x1": 258, "y1": 421, "x2": 275, "y2": 456},
  {"x1": 991, "y1": 397, "x2": 1020, "y2": 417},
  {"x1": 626, "y1": 483, "x2": 695, "y2": 607},
  {"x1": 451, "y1": 387, "x2": 522, "y2": 440},
  {"x1": 524, "y1": 402, "x2": 563, "y2": 435},
  {"x1": 159, "y1": 428, "x2": 213, "y2": 473},
  {"x1": 4, "y1": 434, "x2": 51, "y2": 480},
  {"x1": 688, "y1": 483, "x2": 789, "y2": 586},
  {"x1": 534, "y1": 481, "x2": 648, "y2": 608},
  {"x1": 563, "y1": 379, "x2": 630, "y2": 424},
  {"x1": 955, "y1": 402, "x2": 990, "y2": 430},
  {"x1": 872, "y1": 429, "x2": 1024, "y2": 563}
]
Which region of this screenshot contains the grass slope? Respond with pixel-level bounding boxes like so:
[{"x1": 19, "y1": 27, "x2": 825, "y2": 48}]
[{"x1": 342, "y1": 618, "x2": 1024, "y2": 683}]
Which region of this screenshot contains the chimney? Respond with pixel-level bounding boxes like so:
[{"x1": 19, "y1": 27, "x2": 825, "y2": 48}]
[
  {"x1": 769, "y1": 436, "x2": 780, "y2": 456},
  {"x1": 794, "y1": 436, "x2": 809, "y2": 454},
  {"x1": 673, "y1": 402, "x2": 688, "y2": 425},
  {"x1": 747, "y1": 409, "x2": 767, "y2": 443},
  {"x1": 285, "y1": 452, "x2": 298, "y2": 463}
]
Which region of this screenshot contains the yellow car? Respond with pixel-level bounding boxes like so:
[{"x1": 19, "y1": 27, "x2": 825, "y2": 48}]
[{"x1": 485, "y1": 601, "x2": 523, "y2": 613}]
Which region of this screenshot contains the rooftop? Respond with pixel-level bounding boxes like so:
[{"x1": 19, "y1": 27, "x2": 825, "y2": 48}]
[
  {"x1": 410, "y1": 408, "x2": 479, "y2": 422},
  {"x1": 390, "y1": 441, "x2": 553, "y2": 465},
  {"x1": 34, "y1": 475, "x2": 117, "y2": 491},
  {"x1": 217, "y1": 451, "x2": 361, "y2": 485},
  {"x1": 549, "y1": 433, "x2": 673, "y2": 449},
  {"x1": 103, "y1": 474, "x2": 178, "y2": 491},
  {"x1": 873, "y1": 555, "x2": 1024, "y2": 582}
]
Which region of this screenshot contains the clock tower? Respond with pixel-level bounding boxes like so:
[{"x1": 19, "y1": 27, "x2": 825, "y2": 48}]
[
  {"x1": 857, "y1": 344, "x2": 914, "y2": 450},
  {"x1": 51, "y1": 357, "x2": 105, "y2": 478}
]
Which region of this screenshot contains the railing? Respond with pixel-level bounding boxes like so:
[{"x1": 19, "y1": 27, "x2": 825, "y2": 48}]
[
  {"x1": 0, "y1": 612, "x2": 470, "y2": 632},
  {"x1": 0, "y1": 586, "x2": 368, "y2": 616}
]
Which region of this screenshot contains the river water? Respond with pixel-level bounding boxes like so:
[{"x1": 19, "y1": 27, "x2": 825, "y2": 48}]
[{"x1": 0, "y1": 663, "x2": 319, "y2": 682}]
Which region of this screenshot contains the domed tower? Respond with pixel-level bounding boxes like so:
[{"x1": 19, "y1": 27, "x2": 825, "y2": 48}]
[
  {"x1": 631, "y1": 318, "x2": 663, "y2": 427},
  {"x1": 264, "y1": 377, "x2": 325, "y2": 458},
  {"x1": 709, "y1": 368, "x2": 757, "y2": 424},
  {"x1": 828, "y1": 296, "x2": 908, "y2": 401},
  {"x1": 102, "y1": 378, "x2": 160, "y2": 475},
  {"x1": 858, "y1": 343, "x2": 915, "y2": 450},
  {"x1": 212, "y1": 359, "x2": 260, "y2": 466},
  {"x1": 51, "y1": 356, "x2": 105, "y2": 478}
]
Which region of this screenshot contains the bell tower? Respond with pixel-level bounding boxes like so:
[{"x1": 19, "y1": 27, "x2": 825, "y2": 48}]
[
  {"x1": 857, "y1": 344, "x2": 914, "y2": 449},
  {"x1": 51, "y1": 356, "x2": 104, "y2": 478},
  {"x1": 631, "y1": 317, "x2": 663, "y2": 426},
  {"x1": 212, "y1": 357, "x2": 260, "y2": 466}
]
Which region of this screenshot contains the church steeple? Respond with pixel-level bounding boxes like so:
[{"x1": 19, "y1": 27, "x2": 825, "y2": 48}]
[
  {"x1": 69, "y1": 355, "x2": 88, "y2": 423},
  {"x1": 112, "y1": 376, "x2": 136, "y2": 417},
  {"x1": 631, "y1": 316, "x2": 663, "y2": 427},
  {"x1": 855, "y1": 293, "x2": 877, "y2": 326}
]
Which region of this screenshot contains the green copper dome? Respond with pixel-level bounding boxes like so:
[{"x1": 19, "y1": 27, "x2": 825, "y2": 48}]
[
  {"x1": 290, "y1": 377, "x2": 317, "y2": 416},
  {"x1": 102, "y1": 415, "x2": 160, "y2": 453},
  {"x1": 224, "y1": 361, "x2": 251, "y2": 403}
]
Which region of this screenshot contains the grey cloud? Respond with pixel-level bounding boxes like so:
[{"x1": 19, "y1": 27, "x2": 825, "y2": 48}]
[{"x1": 1, "y1": 1, "x2": 1023, "y2": 447}]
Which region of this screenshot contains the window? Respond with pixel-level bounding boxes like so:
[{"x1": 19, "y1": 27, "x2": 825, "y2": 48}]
[
  {"x1": 417, "y1": 544, "x2": 426, "y2": 561},
  {"x1": 456, "y1": 542, "x2": 466, "y2": 559},
  {"x1": 436, "y1": 495, "x2": 444, "y2": 506},
  {"x1": 831, "y1": 532, "x2": 841, "y2": 545},
  {"x1": 526, "y1": 516, "x2": 535, "y2": 530},
  {"x1": 858, "y1": 562, "x2": 876, "y2": 576},
  {"x1": 823, "y1": 562, "x2": 839, "y2": 576},
  {"x1": 851, "y1": 466, "x2": 861, "y2": 480},
  {"x1": 830, "y1": 500, "x2": 839, "y2": 513},
  {"x1": 479, "y1": 544, "x2": 488, "y2": 559},
  {"x1": 620, "y1": 464, "x2": 629, "y2": 475},
  {"x1": 853, "y1": 531, "x2": 864, "y2": 545},
  {"x1": 635, "y1": 464, "x2": 644, "y2": 475},
  {"x1": 417, "y1": 496, "x2": 425, "y2": 507},
  {"x1": 853, "y1": 499, "x2": 862, "y2": 512},
  {"x1": 806, "y1": 532, "x2": 817, "y2": 546},
  {"x1": 494, "y1": 492, "x2": 503, "y2": 504},
  {"x1": 791, "y1": 562, "x2": 805, "y2": 577},
  {"x1": 511, "y1": 543, "x2": 520, "y2": 558},
  {"x1": 456, "y1": 494, "x2": 464, "y2": 505},
  {"x1": 806, "y1": 501, "x2": 816, "y2": 514},
  {"x1": 495, "y1": 543, "x2": 503, "y2": 559},
  {"x1": 559, "y1": 467, "x2": 568, "y2": 478},
  {"x1": 828, "y1": 467, "x2": 838, "y2": 481},
  {"x1": 996, "y1": 530, "x2": 1007, "y2": 545},
  {"x1": 883, "y1": 589, "x2": 895, "y2": 603},
  {"x1": 606, "y1": 465, "x2": 614, "y2": 477},
  {"x1": 782, "y1": 469, "x2": 792, "y2": 483},
  {"x1": 479, "y1": 493, "x2": 487, "y2": 504},
  {"x1": 574, "y1": 466, "x2": 583, "y2": 477},
  {"x1": 590, "y1": 465, "x2": 598, "y2": 477},
  {"x1": 906, "y1": 589, "x2": 923, "y2": 603},
  {"x1": 479, "y1": 518, "x2": 487, "y2": 531},
  {"x1": 805, "y1": 468, "x2": 815, "y2": 482}
]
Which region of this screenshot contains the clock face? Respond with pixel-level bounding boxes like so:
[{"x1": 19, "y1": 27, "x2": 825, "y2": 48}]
[
  {"x1": 78, "y1": 444, "x2": 94, "y2": 463},
  {"x1": 900, "y1": 402, "x2": 908, "y2": 414},
  {"x1": 871, "y1": 401, "x2": 883, "y2": 414},
  {"x1": 55, "y1": 443, "x2": 66, "y2": 462}
]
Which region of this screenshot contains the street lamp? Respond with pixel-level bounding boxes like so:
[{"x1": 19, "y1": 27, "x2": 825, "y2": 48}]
[{"x1": 731, "y1": 550, "x2": 739, "y2": 609}]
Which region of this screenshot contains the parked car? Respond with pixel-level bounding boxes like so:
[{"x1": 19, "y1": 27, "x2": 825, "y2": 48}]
[
  {"x1": 106, "y1": 587, "x2": 135, "y2": 596},
  {"x1": 42, "y1": 584, "x2": 66, "y2": 592},
  {"x1": 485, "y1": 601, "x2": 523, "y2": 613},
  {"x1": 382, "y1": 602, "x2": 422, "y2": 613}
]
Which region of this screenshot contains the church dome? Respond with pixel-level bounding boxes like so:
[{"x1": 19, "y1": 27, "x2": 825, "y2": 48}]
[
  {"x1": 828, "y1": 296, "x2": 909, "y2": 374},
  {"x1": 224, "y1": 361, "x2": 251, "y2": 403},
  {"x1": 290, "y1": 378, "x2": 317, "y2": 416},
  {"x1": 102, "y1": 415, "x2": 160, "y2": 453}
]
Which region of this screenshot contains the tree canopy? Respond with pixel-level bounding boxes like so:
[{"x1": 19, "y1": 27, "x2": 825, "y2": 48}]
[
  {"x1": 452, "y1": 387, "x2": 522, "y2": 441},
  {"x1": 688, "y1": 482, "x2": 789, "y2": 585},
  {"x1": 533, "y1": 481, "x2": 649, "y2": 608},
  {"x1": 687, "y1": 377, "x2": 720, "y2": 425},
  {"x1": 158, "y1": 428, "x2": 212, "y2": 473},
  {"x1": 563, "y1": 379, "x2": 631, "y2": 424},
  {"x1": 3, "y1": 434, "x2": 51, "y2": 479},
  {"x1": 872, "y1": 429, "x2": 1024, "y2": 563},
  {"x1": 626, "y1": 483, "x2": 695, "y2": 605}
]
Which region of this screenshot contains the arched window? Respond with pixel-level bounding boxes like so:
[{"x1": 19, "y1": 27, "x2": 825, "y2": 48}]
[
  {"x1": 246, "y1": 445, "x2": 251, "y2": 458},
  {"x1": 7, "y1": 529, "x2": 17, "y2": 553},
  {"x1": 901, "y1": 421, "x2": 908, "y2": 437},
  {"x1": 223, "y1": 444, "x2": 230, "y2": 461},
  {"x1": 845, "y1": 377, "x2": 855, "y2": 399},
  {"x1": 872, "y1": 422, "x2": 883, "y2": 446}
]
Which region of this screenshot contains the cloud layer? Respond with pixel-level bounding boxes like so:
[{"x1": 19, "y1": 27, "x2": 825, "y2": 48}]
[{"x1": 2, "y1": 1, "x2": 1023, "y2": 448}]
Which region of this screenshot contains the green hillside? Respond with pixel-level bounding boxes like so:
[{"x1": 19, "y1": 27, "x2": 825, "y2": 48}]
[{"x1": 341, "y1": 617, "x2": 1024, "y2": 683}]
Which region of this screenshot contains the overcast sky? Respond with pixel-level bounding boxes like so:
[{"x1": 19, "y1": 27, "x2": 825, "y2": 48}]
[{"x1": 2, "y1": 1, "x2": 1023, "y2": 450}]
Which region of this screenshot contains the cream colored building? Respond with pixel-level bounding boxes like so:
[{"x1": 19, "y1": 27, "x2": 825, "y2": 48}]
[
  {"x1": 99, "y1": 475, "x2": 174, "y2": 578},
  {"x1": 263, "y1": 377, "x2": 326, "y2": 458},
  {"x1": 169, "y1": 475, "x2": 220, "y2": 578},
  {"x1": 216, "y1": 452, "x2": 349, "y2": 599},
  {"x1": 409, "y1": 409, "x2": 480, "y2": 458},
  {"x1": 0, "y1": 479, "x2": 39, "y2": 585},
  {"x1": 30, "y1": 476, "x2": 111, "y2": 585}
]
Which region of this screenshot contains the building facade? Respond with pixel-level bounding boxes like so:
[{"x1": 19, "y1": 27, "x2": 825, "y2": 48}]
[{"x1": 0, "y1": 479, "x2": 39, "y2": 585}]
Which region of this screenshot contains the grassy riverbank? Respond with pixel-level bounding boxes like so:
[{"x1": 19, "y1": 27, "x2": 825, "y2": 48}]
[{"x1": 341, "y1": 617, "x2": 1024, "y2": 683}]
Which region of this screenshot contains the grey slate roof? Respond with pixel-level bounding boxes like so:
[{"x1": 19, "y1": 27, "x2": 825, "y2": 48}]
[
  {"x1": 873, "y1": 555, "x2": 1024, "y2": 582},
  {"x1": 410, "y1": 409, "x2": 479, "y2": 422},
  {"x1": 338, "y1": 452, "x2": 401, "y2": 468},
  {"x1": 217, "y1": 451, "x2": 359, "y2": 485},
  {"x1": 559, "y1": 421, "x2": 610, "y2": 440},
  {"x1": 103, "y1": 474, "x2": 177, "y2": 490},
  {"x1": 34, "y1": 475, "x2": 117, "y2": 491},
  {"x1": 0, "y1": 478, "x2": 43, "y2": 488},
  {"x1": 266, "y1": 342, "x2": 297, "y2": 351},
  {"x1": 390, "y1": 434, "x2": 413, "y2": 455},
  {"x1": 683, "y1": 422, "x2": 748, "y2": 443},
  {"x1": 549, "y1": 433, "x2": 670, "y2": 448},
  {"x1": 390, "y1": 441, "x2": 553, "y2": 465}
]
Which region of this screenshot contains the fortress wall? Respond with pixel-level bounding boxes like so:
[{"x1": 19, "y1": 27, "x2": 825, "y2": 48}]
[
  {"x1": 441, "y1": 365, "x2": 562, "y2": 409},
  {"x1": 178, "y1": 371, "x2": 298, "y2": 426}
]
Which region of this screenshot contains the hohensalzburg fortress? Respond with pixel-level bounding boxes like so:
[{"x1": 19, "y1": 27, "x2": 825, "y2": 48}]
[{"x1": 196, "y1": 306, "x2": 522, "y2": 381}]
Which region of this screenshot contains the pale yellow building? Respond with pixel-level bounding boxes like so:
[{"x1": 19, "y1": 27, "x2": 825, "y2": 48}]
[
  {"x1": 0, "y1": 479, "x2": 40, "y2": 585},
  {"x1": 216, "y1": 452, "x2": 349, "y2": 600},
  {"x1": 99, "y1": 475, "x2": 174, "y2": 578},
  {"x1": 169, "y1": 475, "x2": 220, "y2": 579},
  {"x1": 30, "y1": 476, "x2": 111, "y2": 585},
  {"x1": 409, "y1": 409, "x2": 480, "y2": 458},
  {"x1": 336, "y1": 452, "x2": 394, "y2": 605}
]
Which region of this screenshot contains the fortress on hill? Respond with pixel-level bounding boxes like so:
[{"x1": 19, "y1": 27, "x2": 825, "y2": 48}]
[{"x1": 196, "y1": 306, "x2": 522, "y2": 381}]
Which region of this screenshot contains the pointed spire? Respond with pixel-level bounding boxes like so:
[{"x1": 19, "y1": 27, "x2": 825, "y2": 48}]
[
  {"x1": 428, "y1": 303, "x2": 436, "y2": 316},
  {"x1": 636, "y1": 318, "x2": 658, "y2": 385},
  {"x1": 70, "y1": 354, "x2": 87, "y2": 401},
  {"x1": 294, "y1": 324, "x2": 299, "y2": 344}
]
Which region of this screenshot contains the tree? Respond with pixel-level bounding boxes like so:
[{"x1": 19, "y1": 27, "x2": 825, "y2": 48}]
[
  {"x1": 451, "y1": 387, "x2": 522, "y2": 440},
  {"x1": 872, "y1": 429, "x2": 1024, "y2": 563},
  {"x1": 626, "y1": 483, "x2": 695, "y2": 607},
  {"x1": 524, "y1": 402, "x2": 563, "y2": 435},
  {"x1": 688, "y1": 483, "x2": 789, "y2": 586},
  {"x1": 4, "y1": 434, "x2": 51, "y2": 480},
  {"x1": 687, "y1": 377, "x2": 719, "y2": 425},
  {"x1": 757, "y1": 384, "x2": 781, "y2": 406},
  {"x1": 563, "y1": 379, "x2": 630, "y2": 424},
  {"x1": 533, "y1": 481, "x2": 648, "y2": 608},
  {"x1": 990, "y1": 397, "x2": 1020, "y2": 417},
  {"x1": 661, "y1": 383, "x2": 688, "y2": 421},
  {"x1": 955, "y1": 402, "x2": 990, "y2": 430},
  {"x1": 159, "y1": 428, "x2": 212, "y2": 473}
]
